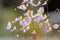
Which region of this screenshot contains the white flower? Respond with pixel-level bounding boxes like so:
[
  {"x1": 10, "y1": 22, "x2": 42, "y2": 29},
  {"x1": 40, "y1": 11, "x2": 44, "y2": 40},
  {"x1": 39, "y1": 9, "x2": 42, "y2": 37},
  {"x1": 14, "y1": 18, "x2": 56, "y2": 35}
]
[
  {"x1": 17, "y1": 5, "x2": 27, "y2": 10},
  {"x1": 39, "y1": 7, "x2": 44, "y2": 14},
  {"x1": 6, "y1": 22, "x2": 11, "y2": 30},
  {"x1": 6, "y1": 26, "x2": 11, "y2": 30},
  {"x1": 16, "y1": 34, "x2": 19, "y2": 37}
]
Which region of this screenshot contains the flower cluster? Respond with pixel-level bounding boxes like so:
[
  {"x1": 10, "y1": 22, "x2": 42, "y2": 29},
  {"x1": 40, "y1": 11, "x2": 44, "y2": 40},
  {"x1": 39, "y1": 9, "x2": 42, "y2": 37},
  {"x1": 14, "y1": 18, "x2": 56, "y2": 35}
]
[
  {"x1": 6, "y1": 0, "x2": 60, "y2": 36},
  {"x1": 17, "y1": 0, "x2": 47, "y2": 10}
]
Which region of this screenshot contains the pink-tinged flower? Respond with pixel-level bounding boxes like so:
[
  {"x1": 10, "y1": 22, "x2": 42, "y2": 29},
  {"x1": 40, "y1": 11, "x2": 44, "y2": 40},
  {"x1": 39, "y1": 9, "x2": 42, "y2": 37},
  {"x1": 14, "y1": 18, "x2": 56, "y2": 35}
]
[
  {"x1": 20, "y1": 28, "x2": 26, "y2": 33},
  {"x1": 19, "y1": 21, "x2": 28, "y2": 26},
  {"x1": 52, "y1": 24, "x2": 59, "y2": 29},
  {"x1": 44, "y1": 25, "x2": 48, "y2": 29},
  {"x1": 46, "y1": 30, "x2": 51, "y2": 32},
  {"x1": 45, "y1": 27, "x2": 52, "y2": 32},
  {"x1": 22, "y1": 29, "x2": 26, "y2": 33},
  {"x1": 39, "y1": 7, "x2": 44, "y2": 14},
  {"x1": 32, "y1": 30, "x2": 36, "y2": 34},
  {"x1": 39, "y1": 23, "x2": 43, "y2": 28}
]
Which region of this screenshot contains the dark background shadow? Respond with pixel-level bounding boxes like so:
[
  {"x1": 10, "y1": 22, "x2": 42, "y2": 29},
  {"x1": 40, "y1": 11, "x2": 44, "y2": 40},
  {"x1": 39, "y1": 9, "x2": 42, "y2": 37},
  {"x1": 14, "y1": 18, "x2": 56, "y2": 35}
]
[
  {"x1": 48, "y1": 0, "x2": 60, "y2": 11},
  {"x1": 2, "y1": 0, "x2": 60, "y2": 12}
]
